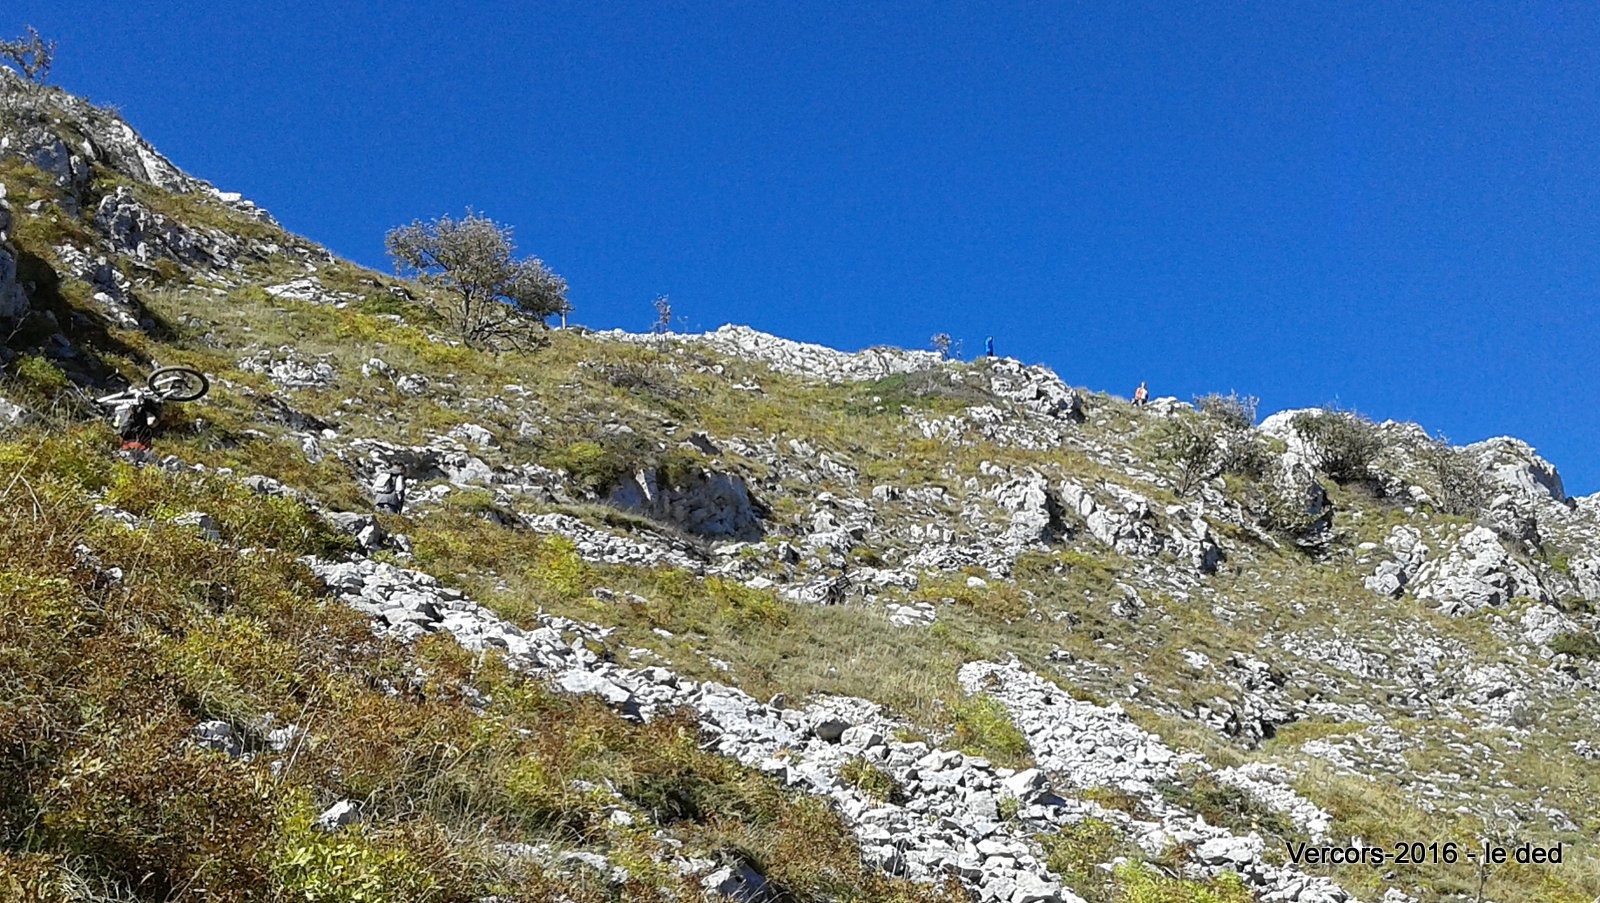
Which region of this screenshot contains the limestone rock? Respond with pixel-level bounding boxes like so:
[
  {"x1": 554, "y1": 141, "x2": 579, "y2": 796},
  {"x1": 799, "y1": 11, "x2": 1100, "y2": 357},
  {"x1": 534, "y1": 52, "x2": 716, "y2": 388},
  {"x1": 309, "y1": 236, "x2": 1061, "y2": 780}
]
[
  {"x1": 607, "y1": 324, "x2": 943, "y2": 382},
  {"x1": 1466, "y1": 437, "x2": 1565, "y2": 503},
  {"x1": 607, "y1": 468, "x2": 763, "y2": 539},
  {"x1": 192, "y1": 720, "x2": 242, "y2": 757},
  {"x1": 316, "y1": 800, "x2": 361, "y2": 832},
  {"x1": 0, "y1": 184, "x2": 26, "y2": 321},
  {"x1": 94, "y1": 186, "x2": 243, "y2": 269},
  {"x1": 1413, "y1": 526, "x2": 1548, "y2": 614}
]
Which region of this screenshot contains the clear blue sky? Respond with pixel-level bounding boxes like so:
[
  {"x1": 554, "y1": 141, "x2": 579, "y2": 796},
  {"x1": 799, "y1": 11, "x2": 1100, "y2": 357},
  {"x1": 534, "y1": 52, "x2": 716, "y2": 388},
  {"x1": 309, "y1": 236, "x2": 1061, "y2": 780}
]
[{"x1": 10, "y1": 2, "x2": 1599, "y2": 494}]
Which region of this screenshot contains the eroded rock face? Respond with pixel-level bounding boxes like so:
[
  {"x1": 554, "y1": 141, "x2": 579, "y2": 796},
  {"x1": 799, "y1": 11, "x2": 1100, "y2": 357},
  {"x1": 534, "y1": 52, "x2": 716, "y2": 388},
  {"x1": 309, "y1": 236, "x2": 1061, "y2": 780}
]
[
  {"x1": 1364, "y1": 525, "x2": 1428, "y2": 597},
  {"x1": 609, "y1": 324, "x2": 944, "y2": 382},
  {"x1": 0, "y1": 124, "x2": 91, "y2": 199},
  {"x1": 0, "y1": 71, "x2": 275, "y2": 222},
  {"x1": 1058, "y1": 480, "x2": 1163, "y2": 558},
  {"x1": 1573, "y1": 555, "x2": 1600, "y2": 602},
  {"x1": 0, "y1": 184, "x2": 26, "y2": 321},
  {"x1": 608, "y1": 468, "x2": 764, "y2": 539},
  {"x1": 1467, "y1": 437, "x2": 1565, "y2": 504},
  {"x1": 980, "y1": 358, "x2": 1084, "y2": 422},
  {"x1": 1413, "y1": 526, "x2": 1548, "y2": 614},
  {"x1": 990, "y1": 473, "x2": 1063, "y2": 550},
  {"x1": 54, "y1": 243, "x2": 142, "y2": 329},
  {"x1": 94, "y1": 186, "x2": 243, "y2": 269}
]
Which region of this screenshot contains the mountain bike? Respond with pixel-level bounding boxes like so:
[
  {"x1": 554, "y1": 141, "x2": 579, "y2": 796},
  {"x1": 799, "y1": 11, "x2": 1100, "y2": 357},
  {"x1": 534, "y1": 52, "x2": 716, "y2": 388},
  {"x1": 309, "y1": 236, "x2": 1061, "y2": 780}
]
[{"x1": 94, "y1": 366, "x2": 210, "y2": 409}]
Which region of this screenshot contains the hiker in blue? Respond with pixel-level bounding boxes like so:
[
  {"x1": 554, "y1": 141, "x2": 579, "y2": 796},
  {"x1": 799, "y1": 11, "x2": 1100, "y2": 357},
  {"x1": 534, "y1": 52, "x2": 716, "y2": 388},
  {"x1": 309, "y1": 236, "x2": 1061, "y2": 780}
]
[{"x1": 985, "y1": 336, "x2": 995, "y2": 358}]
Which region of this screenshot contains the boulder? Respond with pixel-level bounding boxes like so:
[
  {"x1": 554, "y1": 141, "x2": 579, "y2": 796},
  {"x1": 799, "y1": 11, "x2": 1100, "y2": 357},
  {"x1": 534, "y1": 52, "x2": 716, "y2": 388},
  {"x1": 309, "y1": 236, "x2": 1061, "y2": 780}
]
[
  {"x1": 1058, "y1": 480, "x2": 1163, "y2": 558},
  {"x1": 1413, "y1": 526, "x2": 1548, "y2": 614},
  {"x1": 981, "y1": 358, "x2": 1084, "y2": 421},
  {"x1": 0, "y1": 125, "x2": 90, "y2": 197},
  {"x1": 702, "y1": 861, "x2": 772, "y2": 902},
  {"x1": 324, "y1": 511, "x2": 388, "y2": 551},
  {"x1": 0, "y1": 397, "x2": 31, "y2": 428},
  {"x1": 170, "y1": 511, "x2": 222, "y2": 542},
  {"x1": 1466, "y1": 437, "x2": 1565, "y2": 503},
  {"x1": 990, "y1": 473, "x2": 1060, "y2": 548},
  {"x1": 607, "y1": 468, "x2": 763, "y2": 539},
  {"x1": 192, "y1": 720, "x2": 242, "y2": 757}
]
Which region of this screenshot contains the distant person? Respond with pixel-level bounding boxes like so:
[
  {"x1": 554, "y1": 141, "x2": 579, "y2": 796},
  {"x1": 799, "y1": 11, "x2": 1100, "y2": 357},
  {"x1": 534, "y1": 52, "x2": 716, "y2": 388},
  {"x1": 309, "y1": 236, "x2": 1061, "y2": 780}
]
[
  {"x1": 1132, "y1": 381, "x2": 1149, "y2": 407},
  {"x1": 985, "y1": 336, "x2": 995, "y2": 358},
  {"x1": 372, "y1": 463, "x2": 408, "y2": 514}
]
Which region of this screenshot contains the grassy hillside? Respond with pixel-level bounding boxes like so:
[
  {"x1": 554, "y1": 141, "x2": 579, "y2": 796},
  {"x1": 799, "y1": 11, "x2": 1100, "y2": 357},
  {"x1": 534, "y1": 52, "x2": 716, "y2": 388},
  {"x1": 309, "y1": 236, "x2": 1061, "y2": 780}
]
[{"x1": 3, "y1": 76, "x2": 1600, "y2": 903}]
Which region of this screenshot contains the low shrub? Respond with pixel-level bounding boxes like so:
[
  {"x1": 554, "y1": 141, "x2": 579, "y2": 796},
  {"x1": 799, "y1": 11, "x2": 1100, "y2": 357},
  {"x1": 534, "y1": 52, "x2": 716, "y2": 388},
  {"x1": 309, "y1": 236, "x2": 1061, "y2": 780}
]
[
  {"x1": 839, "y1": 757, "x2": 902, "y2": 803},
  {"x1": 950, "y1": 695, "x2": 1030, "y2": 768},
  {"x1": 1292, "y1": 408, "x2": 1383, "y2": 484}
]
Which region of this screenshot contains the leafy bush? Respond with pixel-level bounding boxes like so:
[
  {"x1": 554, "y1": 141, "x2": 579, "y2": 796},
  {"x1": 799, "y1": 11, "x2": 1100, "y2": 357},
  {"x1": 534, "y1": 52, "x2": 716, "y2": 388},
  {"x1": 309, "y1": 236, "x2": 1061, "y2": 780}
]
[
  {"x1": 1152, "y1": 414, "x2": 1223, "y2": 496},
  {"x1": 385, "y1": 211, "x2": 569, "y2": 348},
  {"x1": 1253, "y1": 478, "x2": 1329, "y2": 543},
  {"x1": 272, "y1": 804, "x2": 436, "y2": 903},
  {"x1": 10, "y1": 354, "x2": 69, "y2": 400},
  {"x1": 1419, "y1": 436, "x2": 1490, "y2": 516},
  {"x1": 1194, "y1": 392, "x2": 1258, "y2": 430},
  {"x1": 1114, "y1": 861, "x2": 1252, "y2": 903},
  {"x1": 1159, "y1": 770, "x2": 1296, "y2": 841},
  {"x1": 1292, "y1": 408, "x2": 1383, "y2": 484},
  {"x1": 547, "y1": 439, "x2": 628, "y2": 494},
  {"x1": 528, "y1": 535, "x2": 594, "y2": 600},
  {"x1": 1039, "y1": 817, "x2": 1125, "y2": 902},
  {"x1": 1151, "y1": 404, "x2": 1270, "y2": 496}
]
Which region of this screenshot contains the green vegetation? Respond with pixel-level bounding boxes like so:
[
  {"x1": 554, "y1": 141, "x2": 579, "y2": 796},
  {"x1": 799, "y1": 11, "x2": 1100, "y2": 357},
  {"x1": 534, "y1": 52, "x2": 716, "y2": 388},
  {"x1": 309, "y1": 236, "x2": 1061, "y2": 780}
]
[
  {"x1": 949, "y1": 695, "x2": 1031, "y2": 768},
  {"x1": 1291, "y1": 407, "x2": 1383, "y2": 485},
  {"x1": 2, "y1": 94, "x2": 1599, "y2": 902},
  {"x1": 0, "y1": 423, "x2": 959, "y2": 901},
  {"x1": 385, "y1": 211, "x2": 570, "y2": 348},
  {"x1": 839, "y1": 757, "x2": 902, "y2": 803},
  {"x1": 1039, "y1": 818, "x2": 1126, "y2": 902},
  {"x1": 1549, "y1": 630, "x2": 1600, "y2": 660},
  {"x1": 1113, "y1": 863, "x2": 1251, "y2": 903}
]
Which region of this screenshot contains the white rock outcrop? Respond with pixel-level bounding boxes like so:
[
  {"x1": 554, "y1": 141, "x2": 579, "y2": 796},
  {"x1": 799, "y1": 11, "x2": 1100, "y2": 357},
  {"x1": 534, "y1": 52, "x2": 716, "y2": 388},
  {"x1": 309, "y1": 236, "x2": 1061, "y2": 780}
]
[{"x1": 1412, "y1": 526, "x2": 1547, "y2": 614}]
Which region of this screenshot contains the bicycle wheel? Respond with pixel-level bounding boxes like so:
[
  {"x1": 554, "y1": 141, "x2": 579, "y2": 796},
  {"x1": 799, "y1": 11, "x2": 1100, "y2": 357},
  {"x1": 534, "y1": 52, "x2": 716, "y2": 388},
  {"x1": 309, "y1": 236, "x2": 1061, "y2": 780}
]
[{"x1": 146, "y1": 367, "x2": 210, "y2": 402}]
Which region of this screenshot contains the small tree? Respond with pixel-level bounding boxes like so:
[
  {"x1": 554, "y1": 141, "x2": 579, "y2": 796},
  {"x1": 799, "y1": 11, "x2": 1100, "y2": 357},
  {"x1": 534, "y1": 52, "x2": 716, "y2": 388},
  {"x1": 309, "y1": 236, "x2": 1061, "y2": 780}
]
[
  {"x1": 385, "y1": 212, "x2": 568, "y2": 349},
  {"x1": 1155, "y1": 414, "x2": 1224, "y2": 496},
  {"x1": 1194, "y1": 391, "x2": 1258, "y2": 431},
  {"x1": 1153, "y1": 393, "x2": 1269, "y2": 496},
  {"x1": 1420, "y1": 434, "x2": 1490, "y2": 516},
  {"x1": 0, "y1": 27, "x2": 55, "y2": 84},
  {"x1": 651, "y1": 294, "x2": 672, "y2": 334},
  {"x1": 930, "y1": 333, "x2": 960, "y2": 360},
  {"x1": 1293, "y1": 407, "x2": 1383, "y2": 484}
]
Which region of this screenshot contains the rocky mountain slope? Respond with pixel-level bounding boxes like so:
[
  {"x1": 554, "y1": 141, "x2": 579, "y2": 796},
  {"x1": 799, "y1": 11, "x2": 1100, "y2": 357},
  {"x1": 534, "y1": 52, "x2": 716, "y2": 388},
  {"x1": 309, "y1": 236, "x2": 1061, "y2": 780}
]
[{"x1": 3, "y1": 72, "x2": 1599, "y2": 903}]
